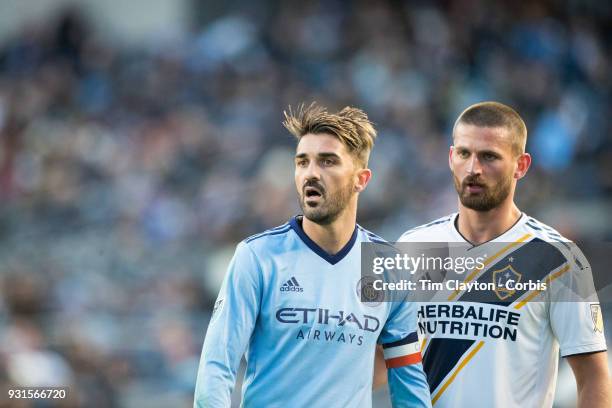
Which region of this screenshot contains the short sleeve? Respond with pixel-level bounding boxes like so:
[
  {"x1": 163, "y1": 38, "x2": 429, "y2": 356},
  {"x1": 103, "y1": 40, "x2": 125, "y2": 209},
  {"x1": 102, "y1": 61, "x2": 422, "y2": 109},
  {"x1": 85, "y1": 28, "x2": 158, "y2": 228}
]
[{"x1": 548, "y1": 244, "x2": 607, "y2": 357}]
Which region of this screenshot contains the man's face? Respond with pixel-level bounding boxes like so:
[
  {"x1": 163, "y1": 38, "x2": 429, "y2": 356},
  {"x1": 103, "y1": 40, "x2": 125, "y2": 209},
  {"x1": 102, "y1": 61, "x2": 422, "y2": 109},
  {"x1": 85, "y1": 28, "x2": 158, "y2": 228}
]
[
  {"x1": 295, "y1": 133, "x2": 358, "y2": 225},
  {"x1": 450, "y1": 123, "x2": 518, "y2": 212}
]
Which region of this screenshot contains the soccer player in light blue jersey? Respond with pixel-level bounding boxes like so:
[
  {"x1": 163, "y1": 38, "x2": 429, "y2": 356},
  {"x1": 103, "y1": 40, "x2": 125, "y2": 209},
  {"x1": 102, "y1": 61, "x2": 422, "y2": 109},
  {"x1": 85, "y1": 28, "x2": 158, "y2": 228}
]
[{"x1": 194, "y1": 103, "x2": 431, "y2": 407}]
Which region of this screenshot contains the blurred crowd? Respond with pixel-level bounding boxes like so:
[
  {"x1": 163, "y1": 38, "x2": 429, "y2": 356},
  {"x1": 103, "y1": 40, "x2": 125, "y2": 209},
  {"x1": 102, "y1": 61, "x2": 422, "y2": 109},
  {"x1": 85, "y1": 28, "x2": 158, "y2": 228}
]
[{"x1": 0, "y1": 1, "x2": 610, "y2": 406}]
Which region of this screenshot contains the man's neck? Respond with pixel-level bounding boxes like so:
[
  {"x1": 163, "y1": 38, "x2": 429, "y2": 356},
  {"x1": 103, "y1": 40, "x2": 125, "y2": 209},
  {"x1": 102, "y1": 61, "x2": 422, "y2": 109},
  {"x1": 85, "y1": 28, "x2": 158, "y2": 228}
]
[
  {"x1": 457, "y1": 200, "x2": 522, "y2": 245},
  {"x1": 302, "y1": 208, "x2": 357, "y2": 255}
]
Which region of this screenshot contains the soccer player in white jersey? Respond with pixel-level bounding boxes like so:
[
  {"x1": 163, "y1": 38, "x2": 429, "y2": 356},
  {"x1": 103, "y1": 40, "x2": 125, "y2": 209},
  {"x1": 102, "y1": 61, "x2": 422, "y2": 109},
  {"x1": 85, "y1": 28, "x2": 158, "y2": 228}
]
[
  {"x1": 376, "y1": 101, "x2": 610, "y2": 407},
  {"x1": 194, "y1": 103, "x2": 431, "y2": 407}
]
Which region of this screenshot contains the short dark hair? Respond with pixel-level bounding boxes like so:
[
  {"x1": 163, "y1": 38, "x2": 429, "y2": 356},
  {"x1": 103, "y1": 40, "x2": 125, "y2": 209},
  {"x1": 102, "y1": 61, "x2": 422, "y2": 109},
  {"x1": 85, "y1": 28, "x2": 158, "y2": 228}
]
[{"x1": 454, "y1": 101, "x2": 527, "y2": 156}]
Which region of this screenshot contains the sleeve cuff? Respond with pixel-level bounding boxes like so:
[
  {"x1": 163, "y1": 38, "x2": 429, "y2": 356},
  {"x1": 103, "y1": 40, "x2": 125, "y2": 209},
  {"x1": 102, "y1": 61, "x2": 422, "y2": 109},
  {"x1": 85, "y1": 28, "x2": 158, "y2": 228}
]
[{"x1": 560, "y1": 343, "x2": 608, "y2": 357}]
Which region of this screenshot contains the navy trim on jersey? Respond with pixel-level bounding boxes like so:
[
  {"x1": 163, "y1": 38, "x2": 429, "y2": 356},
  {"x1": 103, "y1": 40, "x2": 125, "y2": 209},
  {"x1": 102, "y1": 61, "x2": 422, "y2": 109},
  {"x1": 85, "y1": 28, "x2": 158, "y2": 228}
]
[
  {"x1": 245, "y1": 224, "x2": 291, "y2": 243},
  {"x1": 525, "y1": 221, "x2": 542, "y2": 231},
  {"x1": 528, "y1": 217, "x2": 555, "y2": 232},
  {"x1": 358, "y1": 226, "x2": 385, "y2": 242},
  {"x1": 358, "y1": 226, "x2": 395, "y2": 248},
  {"x1": 382, "y1": 331, "x2": 419, "y2": 349},
  {"x1": 424, "y1": 217, "x2": 452, "y2": 228},
  {"x1": 459, "y1": 237, "x2": 567, "y2": 305},
  {"x1": 368, "y1": 236, "x2": 388, "y2": 244},
  {"x1": 423, "y1": 338, "x2": 476, "y2": 393},
  {"x1": 289, "y1": 216, "x2": 357, "y2": 265},
  {"x1": 527, "y1": 218, "x2": 563, "y2": 238},
  {"x1": 524, "y1": 221, "x2": 567, "y2": 244}
]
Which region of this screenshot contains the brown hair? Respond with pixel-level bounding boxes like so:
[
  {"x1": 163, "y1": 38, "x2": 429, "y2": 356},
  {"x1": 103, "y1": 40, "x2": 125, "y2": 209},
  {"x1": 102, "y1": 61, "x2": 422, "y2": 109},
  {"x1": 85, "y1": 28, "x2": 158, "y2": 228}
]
[
  {"x1": 454, "y1": 101, "x2": 527, "y2": 156},
  {"x1": 283, "y1": 102, "x2": 377, "y2": 167}
]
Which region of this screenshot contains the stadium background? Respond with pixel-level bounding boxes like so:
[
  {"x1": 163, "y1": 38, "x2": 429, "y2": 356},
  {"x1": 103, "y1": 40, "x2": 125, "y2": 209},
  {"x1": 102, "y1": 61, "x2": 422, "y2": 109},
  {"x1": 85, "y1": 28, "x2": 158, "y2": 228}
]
[{"x1": 0, "y1": 0, "x2": 610, "y2": 406}]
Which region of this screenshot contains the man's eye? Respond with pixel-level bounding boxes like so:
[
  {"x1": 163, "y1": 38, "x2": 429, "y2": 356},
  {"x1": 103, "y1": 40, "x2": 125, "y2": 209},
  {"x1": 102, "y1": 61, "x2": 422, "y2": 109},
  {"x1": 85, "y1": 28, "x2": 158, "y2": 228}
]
[
  {"x1": 458, "y1": 151, "x2": 469, "y2": 158},
  {"x1": 482, "y1": 153, "x2": 496, "y2": 161},
  {"x1": 322, "y1": 159, "x2": 335, "y2": 166},
  {"x1": 296, "y1": 160, "x2": 308, "y2": 167}
]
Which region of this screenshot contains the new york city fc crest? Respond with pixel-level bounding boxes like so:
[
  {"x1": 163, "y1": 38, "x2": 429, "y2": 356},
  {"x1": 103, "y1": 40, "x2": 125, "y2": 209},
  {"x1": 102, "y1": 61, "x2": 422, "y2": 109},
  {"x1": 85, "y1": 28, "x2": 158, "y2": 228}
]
[{"x1": 357, "y1": 276, "x2": 384, "y2": 307}]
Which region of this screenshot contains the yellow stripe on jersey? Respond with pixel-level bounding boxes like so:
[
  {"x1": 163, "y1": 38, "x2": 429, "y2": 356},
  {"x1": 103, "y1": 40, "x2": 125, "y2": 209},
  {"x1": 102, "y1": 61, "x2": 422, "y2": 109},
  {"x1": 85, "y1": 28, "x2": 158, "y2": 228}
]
[
  {"x1": 432, "y1": 341, "x2": 485, "y2": 405},
  {"x1": 514, "y1": 263, "x2": 571, "y2": 309},
  {"x1": 448, "y1": 233, "x2": 533, "y2": 301}
]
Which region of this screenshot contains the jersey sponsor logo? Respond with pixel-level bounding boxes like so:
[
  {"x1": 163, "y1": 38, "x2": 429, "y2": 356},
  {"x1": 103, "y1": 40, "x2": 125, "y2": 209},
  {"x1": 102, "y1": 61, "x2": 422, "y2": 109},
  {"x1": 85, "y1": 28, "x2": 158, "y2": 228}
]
[
  {"x1": 280, "y1": 277, "x2": 304, "y2": 293},
  {"x1": 591, "y1": 304, "x2": 604, "y2": 333},
  {"x1": 276, "y1": 307, "x2": 380, "y2": 347},
  {"x1": 418, "y1": 303, "x2": 521, "y2": 341},
  {"x1": 492, "y1": 265, "x2": 522, "y2": 300},
  {"x1": 295, "y1": 328, "x2": 364, "y2": 346},
  {"x1": 275, "y1": 307, "x2": 380, "y2": 332}
]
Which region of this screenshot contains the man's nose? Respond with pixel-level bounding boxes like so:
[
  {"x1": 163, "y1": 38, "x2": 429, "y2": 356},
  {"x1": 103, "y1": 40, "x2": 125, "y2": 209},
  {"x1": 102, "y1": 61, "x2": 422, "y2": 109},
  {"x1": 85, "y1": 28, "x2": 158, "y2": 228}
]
[
  {"x1": 467, "y1": 156, "x2": 482, "y2": 175},
  {"x1": 304, "y1": 161, "x2": 321, "y2": 180}
]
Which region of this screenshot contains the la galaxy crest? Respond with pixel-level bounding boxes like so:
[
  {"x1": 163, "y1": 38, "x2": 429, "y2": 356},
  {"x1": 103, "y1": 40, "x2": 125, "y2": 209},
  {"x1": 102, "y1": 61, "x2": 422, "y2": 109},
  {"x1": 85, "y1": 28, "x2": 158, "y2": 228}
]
[{"x1": 492, "y1": 265, "x2": 522, "y2": 300}]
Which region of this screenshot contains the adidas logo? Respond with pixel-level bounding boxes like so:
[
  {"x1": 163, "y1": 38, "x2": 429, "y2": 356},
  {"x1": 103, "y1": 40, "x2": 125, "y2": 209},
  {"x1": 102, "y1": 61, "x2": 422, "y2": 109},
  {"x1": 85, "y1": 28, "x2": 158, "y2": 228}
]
[{"x1": 280, "y1": 277, "x2": 304, "y2": 293}]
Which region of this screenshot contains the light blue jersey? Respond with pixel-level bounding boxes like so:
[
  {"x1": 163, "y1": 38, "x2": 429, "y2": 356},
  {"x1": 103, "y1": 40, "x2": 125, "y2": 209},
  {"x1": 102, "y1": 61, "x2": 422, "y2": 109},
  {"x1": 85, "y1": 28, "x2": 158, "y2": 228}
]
[{"x1": 194, "y1": 216, "x2": 431, "y2": 408}]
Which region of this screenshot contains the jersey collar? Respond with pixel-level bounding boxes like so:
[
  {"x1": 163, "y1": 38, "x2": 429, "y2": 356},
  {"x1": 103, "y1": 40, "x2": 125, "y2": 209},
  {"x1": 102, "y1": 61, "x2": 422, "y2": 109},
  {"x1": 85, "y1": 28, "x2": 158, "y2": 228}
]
[
  {"x1": 289, "y1": 215, "x2": 358, "y2": 265},
  {"x1": 450, "y1": 212, "x2": 527, "y2": 248}
]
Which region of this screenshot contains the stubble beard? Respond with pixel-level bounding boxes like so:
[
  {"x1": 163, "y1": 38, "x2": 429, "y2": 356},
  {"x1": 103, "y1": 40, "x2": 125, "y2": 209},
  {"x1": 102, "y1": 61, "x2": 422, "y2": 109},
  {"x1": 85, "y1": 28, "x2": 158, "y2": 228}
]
[
  {"x1": 453, "y1": 172, "x2": 513, "y2": 212},
  {"x1": 299, "y1": 181, "x2": 355, "y2": 225}
]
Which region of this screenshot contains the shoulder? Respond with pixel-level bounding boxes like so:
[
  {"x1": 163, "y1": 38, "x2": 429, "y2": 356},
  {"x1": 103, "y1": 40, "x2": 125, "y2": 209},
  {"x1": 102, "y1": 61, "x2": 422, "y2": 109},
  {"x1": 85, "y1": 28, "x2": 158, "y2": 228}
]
[
  {"x1": 357, "y1": 225, "x2": 390, "y2": 244},
  {"x1": 227, "y1": 222, "x2": 294, "y2": 272},
  {"x1": 397, "y1": 214, "x2": 455, "y2": 242},
  {"x1": 521, "y1": 215, "x2": 589, "y2": 270},
  {"x1": 523, "y1": 215, "x2": 571, "y2": 243},
  {"x1": 241, "y1": 222, "x2": 293, "y2": 253}
]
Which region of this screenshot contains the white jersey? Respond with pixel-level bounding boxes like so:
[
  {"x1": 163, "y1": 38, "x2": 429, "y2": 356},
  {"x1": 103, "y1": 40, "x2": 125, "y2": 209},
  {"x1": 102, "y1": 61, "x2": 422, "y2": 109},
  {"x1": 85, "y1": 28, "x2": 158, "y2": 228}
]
[{"x1": 398, "y1": 213, "x2": 607, "y2": 408}]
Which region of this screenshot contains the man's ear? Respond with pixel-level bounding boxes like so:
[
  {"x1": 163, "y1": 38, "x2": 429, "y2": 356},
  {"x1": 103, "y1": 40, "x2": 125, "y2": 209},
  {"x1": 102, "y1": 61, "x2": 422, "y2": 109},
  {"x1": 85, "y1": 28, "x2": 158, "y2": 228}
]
[
  {"x1": 515, "y1": 153, "x2": 531, "y2": 180},
  {"x1": 355, "y1": 168, "x2": 372, "y2": 192},
  {"x1": 448, "y1": 146, "x2": 454, "y2": 171}
]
